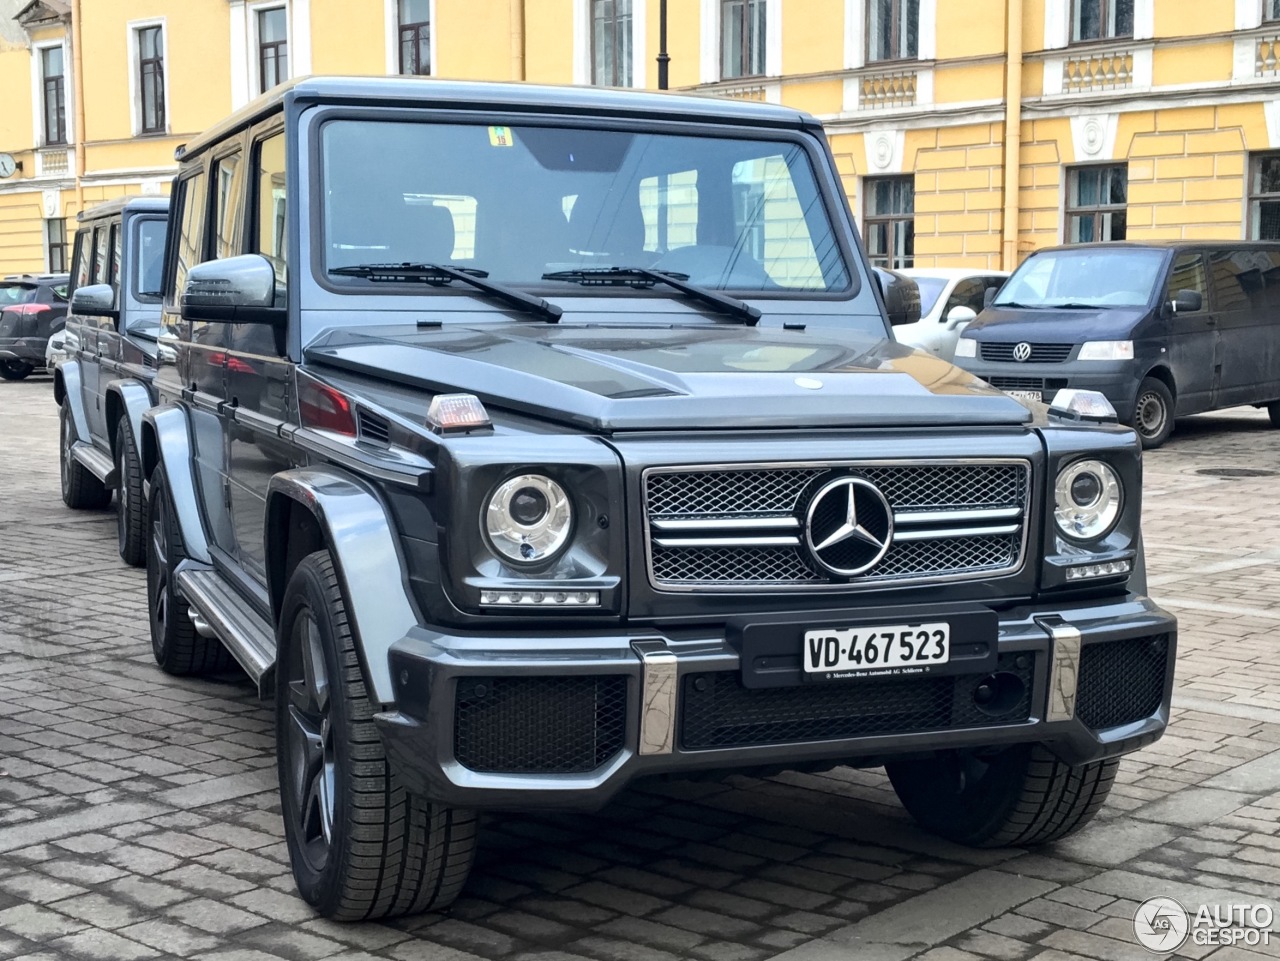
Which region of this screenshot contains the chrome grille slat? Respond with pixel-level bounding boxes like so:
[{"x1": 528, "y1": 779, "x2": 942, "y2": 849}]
[{"x1": 643, "y1": 461, "x2": 1030, "y2": 591}]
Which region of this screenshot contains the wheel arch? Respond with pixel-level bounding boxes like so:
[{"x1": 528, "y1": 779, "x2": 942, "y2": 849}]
[
  {"x1": 265, "y1": 468, "x2": 420, "y2": 707},
  {"x1": 1142, "y1": 365, "x2": 1176, "y2": 401},
  {"x1": 104, "y1": 380, "x2": 153, "y2": 461},
  {"x1": 141, "y1": 403, "x2": 210, "y2": 563}
]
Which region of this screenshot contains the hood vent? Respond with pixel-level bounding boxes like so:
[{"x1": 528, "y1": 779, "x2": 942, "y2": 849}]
[{"x1": 356, "y1": 409, "x2": 391, "y2": 445}]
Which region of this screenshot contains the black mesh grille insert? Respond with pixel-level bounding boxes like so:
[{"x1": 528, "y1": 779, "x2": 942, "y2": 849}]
[
  {"x1": 681, "y1": 655, "x2": 1034, "y2": 750},
  {"x1": 454, "y1": 675, "x2": 627, "y2": 774},
  {"x1": 1077, "y1": 635, "x2": 1169, "y2": 730}
]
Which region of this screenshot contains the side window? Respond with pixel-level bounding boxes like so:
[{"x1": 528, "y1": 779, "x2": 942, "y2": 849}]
[
  {"x1": 70, "y1": 228, "x2": 91, "y2": 292},
  {"x1": 171, "y1": 169, "x2": 208, "y2": 306},
  {"x1": 90, "y1": 225, "x2": 109, "y2": 284},
  {"x1": 109, "y1": 221, "x2": 122, "y2": 298},
  {"x1": 1207, "y1": 249, "x2": 1280, "y2": 313},
  {"x1": 1166, "y1": 253, "x2": 1206, "y2": 314},
  {"x1": 942, "y1": 278, "x2": 985, "y2": 319},
  {"x1": 253, "y1": 132, "x2": 287, "y2": 305},
  {"x1": 213, "y1": 152, "x2": 244, "y2": 260}
]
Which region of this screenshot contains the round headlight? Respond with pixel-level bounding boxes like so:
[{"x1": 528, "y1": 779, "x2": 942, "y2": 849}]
[
  {"x1": 484, "y1": 474, "x2": 573, "y2": 565},
  {"x1": 1054, "y1": 460, "x2": 1121, "y2": 540}
]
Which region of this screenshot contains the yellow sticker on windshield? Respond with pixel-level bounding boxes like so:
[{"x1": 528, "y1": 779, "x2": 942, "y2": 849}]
[{"x1": 488, "y1": 126, "x2": 514, "y2": 147}]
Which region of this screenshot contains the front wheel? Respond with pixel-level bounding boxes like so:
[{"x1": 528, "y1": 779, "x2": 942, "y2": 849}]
[
  {"x1": 60, "y1": 400, "x2": 111, "y2": 509},
  {"x1": 0, "y1": 360, "x2": 34, "y2": 380},
  {"x1": 886, "y1": 744, "x2": 1119, "y2": 848},
  {"x1": 147, "y1": 465, "x2": 235, "y2": 675},
  {"x1": 1131, "y1": 377, "x2": 1174, "y2": 449},
  {"x1": 115, "y1": 418, "x2": 146, "y2": 566},
  {"x1": 277, "y1": 551, "x2": 476, "y2": 920}
]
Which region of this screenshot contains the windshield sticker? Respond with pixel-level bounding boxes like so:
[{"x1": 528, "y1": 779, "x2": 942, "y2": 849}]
[{"x1": 488, "y1": 126, "x2": 514, "y2": 147}]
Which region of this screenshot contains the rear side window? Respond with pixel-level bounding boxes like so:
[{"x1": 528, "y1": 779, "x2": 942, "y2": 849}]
[
  {"x1": 71, "y1": 229, "x2": 91, "y2": 291},
  {"x1": 1166, "y1": 253, "x2": 1206, "y2": 313},
  {"x1": 1208, "y1": 249, "x2": 1280, "y2": 313},
  {"x1": 213, "y1": 151, "x2": 243, "y2": 260},
  {"x1": 91, "y1": 225, "x2": 110, "y2": 285}
]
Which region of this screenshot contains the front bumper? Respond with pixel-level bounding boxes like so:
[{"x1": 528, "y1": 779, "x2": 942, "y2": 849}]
[
  {"x1": 958, "y1": 360, "x2": 1135, "y2": 414},
  {"x1": 375, "y1": 593, "x2": 1176, "y2": 812},
  {"x1": 0, "y1": 337, "x2": 50, "y2": 365}
]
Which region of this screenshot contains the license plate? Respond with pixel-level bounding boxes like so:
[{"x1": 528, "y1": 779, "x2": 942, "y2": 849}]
[
  {"x1": 1004, "y1": 390, "x2": 1043, "y2": 403},
  {"x1": 803, "y1": 622, "x2": 949, "y2": 676}
]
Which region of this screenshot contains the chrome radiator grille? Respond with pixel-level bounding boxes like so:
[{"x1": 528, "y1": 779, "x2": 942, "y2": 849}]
[{"x1": 644, "y1": 461, "x2": 1030, "y2": 590}]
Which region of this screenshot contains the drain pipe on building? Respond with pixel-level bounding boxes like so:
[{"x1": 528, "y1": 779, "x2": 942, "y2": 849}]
[
  {"x1": 71, "y1": 0, "x2": 86, "y2": 218},
  {"x1": 1001, "y1": 0, "x2": 1022, "y2": 272},
  {"x1": 510, "y1": 0, "x2": 525, "y2": 81}
]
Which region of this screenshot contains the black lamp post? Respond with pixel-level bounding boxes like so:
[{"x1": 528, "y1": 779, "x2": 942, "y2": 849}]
[{"x1": 657, "y1": 0, "x2": 670, "y2": 90}]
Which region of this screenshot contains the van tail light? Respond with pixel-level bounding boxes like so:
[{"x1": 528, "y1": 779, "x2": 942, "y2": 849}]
[{"x1": 298, "y1": 377, "x2": 357, "y2": 437}]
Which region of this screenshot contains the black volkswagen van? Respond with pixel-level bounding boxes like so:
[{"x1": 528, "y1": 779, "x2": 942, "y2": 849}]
[{"x1": 955, "y1": 241, "x2": 1280, "y2": 448}]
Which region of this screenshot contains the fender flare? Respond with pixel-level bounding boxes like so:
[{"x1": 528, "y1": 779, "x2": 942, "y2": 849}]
[
  {"x1": 53, "y1": 359, "x2": 91, "y2": 443},
  {"x1": 105, "y1": 378, "x2": 154, "y2": 455},
  {"x1": 266, "y1": 468, "x2": 419, "y2": 706},
  {"x1": 140, "y1": 404, "x2": 211, "y2": 564}
]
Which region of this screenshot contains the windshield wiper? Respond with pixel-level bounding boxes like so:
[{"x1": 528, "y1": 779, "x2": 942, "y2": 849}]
[
  {"x1": 993, "y1": 301, "x2": 1044, "y2": 310},
  {"x1": 1046, "y1": 302, "x2": 1109, "y2": 310},
  {"x1": 542, "y1": 266, "x2": 762, "y2": 326},
  {"x1": 330, "y1": 263, "x2": 562, "y2": 322}
]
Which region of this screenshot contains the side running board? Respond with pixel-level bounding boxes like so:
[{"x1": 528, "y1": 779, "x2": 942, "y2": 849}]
[
  {"x1": 71, "y1": 442, "x2": 116, "y2": 485},
  {"x1": 176, "y1": 567, "x2": 277, "y2": 697}
]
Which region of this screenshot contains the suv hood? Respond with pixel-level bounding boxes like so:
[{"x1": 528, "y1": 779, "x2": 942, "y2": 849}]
[
  {"x1": 963, "y1": 305, "x2": 1148, "y2": 342},
  {"x1": 305, "y1": 323, "x2": 1032, "y2": 431}
]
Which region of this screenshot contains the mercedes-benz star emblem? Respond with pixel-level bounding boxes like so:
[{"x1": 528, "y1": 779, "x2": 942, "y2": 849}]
[
  {"x1": 1012, "y1": 342, "x2": 1033, "y2": 362},
  {"x1": 804, "y1": 476, "x2": 894, "y2": 577}
]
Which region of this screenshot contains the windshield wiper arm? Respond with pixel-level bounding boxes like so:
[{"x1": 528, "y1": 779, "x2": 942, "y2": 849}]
[
  {"x1": 331, "y1": 262, "x2": 562, "y2": 322},
  {"x1": 993, "y1": 301, "x2": 1043, "y2": 309},
  {"x1": 1048, "y1": 302, "x2": 1108, "y2": 310},
  {"x1": 542, "y1": 266, "x2": 762, "y2": 326}
]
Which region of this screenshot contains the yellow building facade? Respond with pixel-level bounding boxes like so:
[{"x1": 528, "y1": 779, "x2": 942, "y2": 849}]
[{"x1": 4, "y1": 0, "x2": 1280, "y2": 274}]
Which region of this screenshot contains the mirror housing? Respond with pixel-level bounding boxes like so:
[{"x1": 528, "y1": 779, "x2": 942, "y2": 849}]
[
  {"x1": 181, "y1": 254, "x2": 282, "y2": 325},
  {"x1": 945, "y1": 305, "x2": 978, "y2": 330},
  {"x1": 984, "y1": 285, "x2": 1000, "y2": 307},
  {"x1": 873, "y1": 267, "x2": 922, "y2": 327},
  {"x1": 1168, "y1": 288, "x2": 1203, "y2": 315},
  {"x1": 70, "y1": 283, "x2": 117, "y2": 319}
]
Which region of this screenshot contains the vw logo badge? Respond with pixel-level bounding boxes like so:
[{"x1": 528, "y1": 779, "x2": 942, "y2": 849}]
[
  {"x1": 1012, "y1": 342, "x2": 1033, "y2": 362},
  {"x1": 804, "y1": 476, "x2": 894, "y2": 577}
]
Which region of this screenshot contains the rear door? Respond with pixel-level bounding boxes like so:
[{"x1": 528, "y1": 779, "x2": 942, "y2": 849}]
[
  {"x1": 1163, "y1": 251, "x2": 1217, "y2": 414},
  {"x1": 1206, "y1": 246, "x2": 1280, "y2": 407}
]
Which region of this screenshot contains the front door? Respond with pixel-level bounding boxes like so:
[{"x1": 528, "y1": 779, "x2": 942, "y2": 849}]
[{"x1": 1163, "y1": 251, "x2": 1217, "y2": 415}]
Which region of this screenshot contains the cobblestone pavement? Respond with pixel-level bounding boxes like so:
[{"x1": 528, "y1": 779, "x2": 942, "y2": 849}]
[{"x1": 2, "y1": 376, "x2": 1279, "y2": 961}]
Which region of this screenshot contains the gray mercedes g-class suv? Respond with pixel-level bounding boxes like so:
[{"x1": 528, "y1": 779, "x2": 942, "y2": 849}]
[
  {"x1": 54, "y1": 196, "x2": 169, "y2": 565},
  {"x1": 143, "y1": 76, "x2": 1176, "y2": 921}
]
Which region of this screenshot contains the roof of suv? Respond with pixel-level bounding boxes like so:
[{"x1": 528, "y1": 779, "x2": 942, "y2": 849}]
[
  {"x1": 177, "y1": 75, "x2": 819, "y2": 161},
  {"x1": 77, "y1": 196, "x2": 170, "y2": 222}
]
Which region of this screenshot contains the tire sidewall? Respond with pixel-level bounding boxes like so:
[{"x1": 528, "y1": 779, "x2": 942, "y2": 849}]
[
  {"x1": 1133, "y1": 379, "x2": 1173, "y2": 449},
  {"x1": 887, "y1": 745, "x2": 1033, "y2": 845},
  {"x1": 59, "y1": 402, "x2": 73, "y2": 504},
  {"x1": 276, "y1": 556, "x2": 356, "y2": 917},
  {"x1": 115, "y1": 420, "x2": 128, "y2": 553},
  {"x1": 146, "y1": 467, "x2": 180, "y2": 663}
]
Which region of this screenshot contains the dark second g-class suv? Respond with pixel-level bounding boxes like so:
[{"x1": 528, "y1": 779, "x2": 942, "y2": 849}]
[
  {"x1": 54, "y1": 196, "x2": 170, "y2": 565},
  {"x1": 141, "y1": 77, "x2": 1176, "y2": 920}
]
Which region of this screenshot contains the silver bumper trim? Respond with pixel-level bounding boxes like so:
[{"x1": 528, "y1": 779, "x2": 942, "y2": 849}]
[
  {"x1": 1040, "y1": 617, "x2": 1082, "y2": 723},
  {"x1": 633, "y1": 641, "x2": 678, "y2": 756}
]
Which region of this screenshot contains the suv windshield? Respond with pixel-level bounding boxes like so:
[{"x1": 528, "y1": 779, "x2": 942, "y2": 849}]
[
  {"x1": 994, "y1": 248, "x2": 1166, "y2": 309},
  {"x1": 321, "y1": 120, "x2": 850, "y2": 294}
]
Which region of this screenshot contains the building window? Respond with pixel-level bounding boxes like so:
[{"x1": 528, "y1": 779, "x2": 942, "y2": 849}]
[
  {"x1": 1269, "y1": 0, "x2": 1280, "y2": 20},
  {"x1": 137, "y1": 25, "x2": 166, "y2": 134},
  {"x1": 398, "y1": 0, "x2": 431, "y2": 75},
  {"x1": 864, "y1": 175, "x2": 914, "y2": 269},
  {"x1": 41, "y1": 46, "x2": 67, "y2": 146},
  {"x1": 721, "y1": 0, "x2": 766, "y2": 80},
  {"x1": 591, "y1": 0, "x2": 633, "y2": 87},
  {"x1": 1251, "y1": 154, "x2": 1280, "y2": 239},
  {"x1": 867, "y1": 0, "x2": 919, "y2": 63},
  {"x1": 1066, "y1": 164, "x2": 1127, "y2": 243},
  {"x1": 1072, "y1": 0, "x2": 1134, "y2": 42},
  {"x1": 258, "y1": 7, "x2": 289, "y2": 94},
  {"x1": 45, "y1": 219, "x2": 68, "y2": 273}
]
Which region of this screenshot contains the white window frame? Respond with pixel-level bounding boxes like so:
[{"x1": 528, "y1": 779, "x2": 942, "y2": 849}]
[
  {"x1": 230, "y1": 0, "x2": 309, "y2": 108},
  {"x1": 385, "y1": 0, "x2": 438, "y2": 76},
  {"x1": 700, "y1": 0, "x2": 781, "y2": 83},
  {"x1": 574, "y1": 0, "x2": 648, "y2": 88},
  {"x1": 252, "y1": 2, "x2": 291, "y2": 96},
  {"x1": 30, "y1": 38, "x2": 72, "y2": 148},
  {"x1": 126, "y1": 18, "x2": 171, "y2": 137}
]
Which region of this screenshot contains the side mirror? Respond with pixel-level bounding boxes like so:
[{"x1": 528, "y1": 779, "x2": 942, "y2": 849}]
[
  {"x1": 181, "y1": 254, "x2": 282, "y2": 325},
  {"x1": 1168, "y1": 288, "x2": 1202, "y2": 315},
  {"x1": 984, "y1": 286, "x2": 1000, "y2": 307},
  {"x1": 945, "y1": 305, "x2": 978, "y2": 330},
  {"x1": 873, "y1": 267, "x2": 922, "y2": 326},
  {"x1": 70, "y1": 283, "x2": 117, "y2": 319}
]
